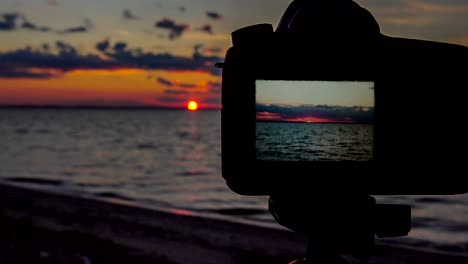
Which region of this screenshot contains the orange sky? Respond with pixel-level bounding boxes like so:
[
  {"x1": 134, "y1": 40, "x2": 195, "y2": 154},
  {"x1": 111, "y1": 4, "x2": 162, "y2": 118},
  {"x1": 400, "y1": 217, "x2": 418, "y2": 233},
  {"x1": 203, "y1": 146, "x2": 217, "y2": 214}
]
[{"x1": 0, "y1": 68, "x2": 221, "y2": 109}]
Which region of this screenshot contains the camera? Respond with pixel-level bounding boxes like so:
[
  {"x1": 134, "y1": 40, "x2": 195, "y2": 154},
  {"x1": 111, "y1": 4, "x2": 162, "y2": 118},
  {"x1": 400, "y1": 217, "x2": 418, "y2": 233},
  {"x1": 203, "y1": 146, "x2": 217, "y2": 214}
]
[{"x1": 217, "y1": 1, "x2": 468, "y2": 196}]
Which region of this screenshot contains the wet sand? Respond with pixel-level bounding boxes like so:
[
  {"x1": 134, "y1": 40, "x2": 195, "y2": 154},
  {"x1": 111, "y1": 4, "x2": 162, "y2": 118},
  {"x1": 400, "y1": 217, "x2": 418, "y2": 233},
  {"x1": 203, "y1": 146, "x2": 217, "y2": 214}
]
[{"x1": 1, "y1": 182, "x2": 467, "y2": 264}]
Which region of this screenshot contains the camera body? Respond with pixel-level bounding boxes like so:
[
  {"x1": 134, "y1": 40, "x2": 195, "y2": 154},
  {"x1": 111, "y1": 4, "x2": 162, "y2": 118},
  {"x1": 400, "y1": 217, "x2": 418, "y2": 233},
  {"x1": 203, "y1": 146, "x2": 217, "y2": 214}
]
[{"x1": 219, "y1": 23, "x2": 468, "y2": 196}]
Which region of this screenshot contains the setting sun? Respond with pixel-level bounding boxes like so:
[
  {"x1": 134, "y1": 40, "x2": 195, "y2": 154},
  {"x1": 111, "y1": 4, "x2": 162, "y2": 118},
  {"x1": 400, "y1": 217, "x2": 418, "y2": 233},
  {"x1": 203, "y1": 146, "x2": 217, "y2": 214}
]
[{"x1": 187, "y1": 100, "x2": 198, "y2": 111}]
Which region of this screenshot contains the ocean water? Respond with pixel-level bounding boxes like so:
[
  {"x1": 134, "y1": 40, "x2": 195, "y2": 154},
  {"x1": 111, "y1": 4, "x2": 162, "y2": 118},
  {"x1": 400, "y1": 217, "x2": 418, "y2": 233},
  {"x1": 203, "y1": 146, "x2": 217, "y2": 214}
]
[
  {"x1": 0, "y1": 109, "x2": 467, "y2": 253},
  {"x1": 256, "y1": 122, "x2": 373, "y2": 161}
]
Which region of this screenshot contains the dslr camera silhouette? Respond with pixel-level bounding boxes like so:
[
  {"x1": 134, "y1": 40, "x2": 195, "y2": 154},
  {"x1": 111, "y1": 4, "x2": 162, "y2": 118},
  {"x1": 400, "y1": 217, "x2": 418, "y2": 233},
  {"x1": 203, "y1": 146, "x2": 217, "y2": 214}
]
[{"x1": 217, "y1": 0, "x2": 468, "y2": 197}]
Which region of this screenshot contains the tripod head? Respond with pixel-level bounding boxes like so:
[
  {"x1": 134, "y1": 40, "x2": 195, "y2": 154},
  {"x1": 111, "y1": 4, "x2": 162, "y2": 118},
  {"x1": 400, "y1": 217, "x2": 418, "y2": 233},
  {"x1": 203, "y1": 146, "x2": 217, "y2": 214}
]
[{"x1": 269, "y1": 194, "x2": 411, "y2": 263}]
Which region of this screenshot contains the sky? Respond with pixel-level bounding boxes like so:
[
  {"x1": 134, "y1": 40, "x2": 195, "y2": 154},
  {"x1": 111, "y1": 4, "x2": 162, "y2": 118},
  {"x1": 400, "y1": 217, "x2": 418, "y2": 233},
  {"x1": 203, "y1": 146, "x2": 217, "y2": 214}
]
[
  {"x1": 256, "y1": 80, "x2": 374, "y2": 123},
  {"x1": 1, "y1": 0, "x2": 467, "y2": 108}
]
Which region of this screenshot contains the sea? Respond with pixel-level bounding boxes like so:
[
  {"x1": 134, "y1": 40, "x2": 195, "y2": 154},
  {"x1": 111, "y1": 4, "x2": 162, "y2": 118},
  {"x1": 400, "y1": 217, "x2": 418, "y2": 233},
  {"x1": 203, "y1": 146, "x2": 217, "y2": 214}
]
[
  {"x1": 0, "y1": 108, "x2": 467, "y2": 254},
  {"x1": 256, "y1": 122, "x2": 373, "y2": 161}
]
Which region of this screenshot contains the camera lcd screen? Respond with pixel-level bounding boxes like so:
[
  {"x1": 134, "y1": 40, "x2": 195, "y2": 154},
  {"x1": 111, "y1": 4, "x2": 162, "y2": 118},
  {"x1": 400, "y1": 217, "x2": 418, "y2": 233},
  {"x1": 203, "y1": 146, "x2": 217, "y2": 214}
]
[{"x1": 256, "y1": 80, "x2": 375, "y2": 161}]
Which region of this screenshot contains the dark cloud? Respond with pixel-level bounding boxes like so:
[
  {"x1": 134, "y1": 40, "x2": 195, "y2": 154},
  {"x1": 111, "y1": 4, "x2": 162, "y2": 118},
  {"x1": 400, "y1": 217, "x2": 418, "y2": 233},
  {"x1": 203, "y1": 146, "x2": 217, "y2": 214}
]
[
  {"x1": 199, "y1": 24, "x2": 213, "y2": 34},
  {"x1": 207, "y1": 81, "x2": 221, "y2": 94},
  {"x1": 56, "y1": 41, "x2": 77, "y2": 54},
  {"x1": 59, "y1": 26, "x2": 88, "y2": 34},
  {"x1": 164, "y1": 89, "x2": 188, "y2": 95},
  {"x1": 42, "y1": 43, "x2": 50, "y2": 51},
  {"x1": 157, "y1": 77, "x2": 173, "y2": 86},
  {"x1": 157, "y1": 76, "x2": 197, "y2": 88},
  {"x1": 100, "y1": 42, "x2": 223, "y2": 74},
  {"x1": 192, "y1": 45, "x2": 223, "y2": 76},
  {"x1": 201, "y1": 96, "x2": 221, "y2": 106},
  {"x1": 206, "y1": 11, "x2": 222, "y2": 20},
  {"x1": 158, "y1": 95, "x2": 184, "y2": 103},
  {"x1": 256, "y1": 103, "x2": 374, "y2": 123},
  {"x1": 179, "y1": 6, "x2": 186, "y2": 12},
  {"x1": 155, "y1": 18, "x2": 189, "y2": 40},
  {"x1": 0, "y1": 13, "x2": 19, "y2": 31},
  {"x1": 0, "y1": 66, "x2": 54, "y2": 79},
  {"x1": 1, "y1": 41, "x2": 224, "y2": 79},
  {"x1": 96, "y1": 39, "x2": 110, "y2": 52},
  {"x1": 0, "y1": 43, "x2": 121, "y2": 78},
  {"x1": 113, "y1": 42, "x2": 127, "y2": 52},
  {"x1": 123, "y1": 9, "x2": 141, "y2": 20},
  {"x1": 21, "y1": 20, "x2": 52, "y2": 32},
  {"x1": 58, "y1": 19, "x2": 93, "y2": 34}
]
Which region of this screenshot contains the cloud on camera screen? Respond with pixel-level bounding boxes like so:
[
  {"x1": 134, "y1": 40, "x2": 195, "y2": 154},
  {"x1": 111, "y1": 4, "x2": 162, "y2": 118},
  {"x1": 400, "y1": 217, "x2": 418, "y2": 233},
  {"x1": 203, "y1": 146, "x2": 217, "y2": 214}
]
[{"x1": 256, "y1": 80, "x2": 374, "y2": 161}]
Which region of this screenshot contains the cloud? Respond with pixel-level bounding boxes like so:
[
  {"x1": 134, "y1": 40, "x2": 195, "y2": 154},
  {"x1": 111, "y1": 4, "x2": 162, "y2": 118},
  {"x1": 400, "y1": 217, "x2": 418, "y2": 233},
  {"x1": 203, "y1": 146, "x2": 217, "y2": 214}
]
[
  {"x1": 156, "y1": 76, "x2": 197, "y2": 88},
  {"x1": 179, "y1": 6, "x2": 186, "y2": 12},
  {"x1": 207, "y1": 81, "x2": 221, "y2": 94},
  {"x1": 55, "y1": 41, "x2": 77, "y2": 54},
  {"x1": 21, "y1": 20, "x2": 52, "y2": 32},
  {"x1": 58, "y1": 18, "x2": 93, "y2": 34},
  {"x1": 0, "y1": 13, "x2": 93, "y2": 35},
  {"x1": 0, "y1": 65, "x2": 54, "y2": 79},
  {"x1": 164, "y1": 89, "x2": 188, "y2": 95},
  {"x1": 113, "y1": 42, "x2": 127, "y2": 52},
  {"x1": 158, "y1": 95, "x2": 185, "y2": 103},
  {"x1": 0, "y1": 41, "x2": 224, "y2": 79},
  {"x1": 0, "y1": 43, "x2": 121, "y2": 78},
  {"x1": 96, "y1": 39, "x2": 110, "y2": 52},
  {"x1": 201, "y1": 96, "x2": 221, "y2": 106},
  {"x1": 157, "y1": 77, "x2": 173, "y2": 86},
  {"x1": 206, "y1": 11, "x2": 222, "y2": 20},
  {"x1": 100, "y1": 42, "x2": 223, "y2": 74},
  {"x1": 0, "y1": 13, "x2": 19, "y2": 31},
  {"x1": 358, "y1": 0, "x2": 468, "y2": 42},
  {"x1": 59, "y1": 26, "x2": 88, "y2": 34},
  {"x1": 123, "y1": 9, "x2": 141, "y2": 20},
  {"x1": 155, "y1": 18, "x2": 189, "y2": 40},
  {"x1": 198, "y1": 24, "x2": 213, "y2": 34},
  {"x1": 256, "y1": 103, "x2": 374, "y2": 123}
]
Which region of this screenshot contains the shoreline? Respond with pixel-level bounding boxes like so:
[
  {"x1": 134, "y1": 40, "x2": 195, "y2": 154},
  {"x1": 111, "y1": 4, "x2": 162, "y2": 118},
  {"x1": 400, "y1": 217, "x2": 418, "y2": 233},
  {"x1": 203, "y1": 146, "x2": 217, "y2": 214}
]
[{"x1": 1, "y1": 182, "x2": 467, "y2": 264}]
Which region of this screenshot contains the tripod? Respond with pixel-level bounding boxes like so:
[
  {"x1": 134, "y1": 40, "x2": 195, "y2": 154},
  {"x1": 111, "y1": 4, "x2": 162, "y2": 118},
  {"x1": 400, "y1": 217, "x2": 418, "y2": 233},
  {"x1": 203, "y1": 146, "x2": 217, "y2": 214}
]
[{"x1": 268, "y1": 194, "x2": 411, "y2": 264}]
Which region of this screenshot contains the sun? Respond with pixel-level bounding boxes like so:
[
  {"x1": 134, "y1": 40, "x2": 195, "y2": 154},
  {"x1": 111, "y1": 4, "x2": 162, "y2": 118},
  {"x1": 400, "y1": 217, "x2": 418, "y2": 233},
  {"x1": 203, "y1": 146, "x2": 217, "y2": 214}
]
[{"x1": 187, "y1": 100, "x2": 198, "y2": 111}]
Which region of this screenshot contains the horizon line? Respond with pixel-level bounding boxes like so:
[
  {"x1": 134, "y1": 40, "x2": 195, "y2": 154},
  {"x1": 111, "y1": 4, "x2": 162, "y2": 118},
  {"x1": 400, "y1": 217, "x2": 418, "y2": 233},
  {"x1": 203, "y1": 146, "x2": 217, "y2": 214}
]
[{"x1": 0, "y1": 104, "x2": 221, "y2": 110}]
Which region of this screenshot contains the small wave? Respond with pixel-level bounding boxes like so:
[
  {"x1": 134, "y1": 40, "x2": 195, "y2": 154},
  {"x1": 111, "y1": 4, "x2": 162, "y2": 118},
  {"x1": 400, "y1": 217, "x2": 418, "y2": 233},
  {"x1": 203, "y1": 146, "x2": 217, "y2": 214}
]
[
  {"x1": 176, "y1": 131, "x2": 201, "y2": 141},
  {"x1": 26, "y1": 145, "x2": 77, "y2": 153},
  {"x1": 206, "y1": 208, "x2": 268, "y2": 216},
  {"x1": 411, "y1": 217, "x2": 438, "y2": 228},
  {"x1": 5, "y1": 177, "x2": 63, "y2": 186},
  {"x1": 433, "y1": 244, "x2": 468, "y2": 254},
  {"x1": 97, "y1": 192, "x2": 134, "y2": 201},
  {"x1": 63, "y1": 171, "x2": 78, "y2": 177},
  {"x1": 15, "y1": 128, "x2": 29, "y2": 134},
  {"x1": 176, "y1": 170, "x2": 210, "y2": 176},
  {"x1": 35, "y1": 129, "x2": 52, "y2": 134},
  {"x1": 137, "y1": 143, "x2": 159, "y2": 150},
  {"x1": 177, "y1": 131, "x2": 190, "y2": 139}
]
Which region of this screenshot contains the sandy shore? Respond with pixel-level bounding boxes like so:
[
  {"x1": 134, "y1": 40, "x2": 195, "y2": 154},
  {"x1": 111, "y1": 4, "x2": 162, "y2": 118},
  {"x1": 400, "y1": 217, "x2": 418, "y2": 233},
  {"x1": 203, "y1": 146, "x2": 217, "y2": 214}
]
[{"x1": 1, "y1": 182, "x2": 467, "y2": 264}]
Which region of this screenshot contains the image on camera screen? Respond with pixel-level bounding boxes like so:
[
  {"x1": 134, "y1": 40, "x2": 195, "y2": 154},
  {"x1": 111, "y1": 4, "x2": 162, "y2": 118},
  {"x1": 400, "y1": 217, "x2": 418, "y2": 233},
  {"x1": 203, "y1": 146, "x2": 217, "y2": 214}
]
[{"x1": 256, "y1": 80, "x2": 375, "y2": 161}]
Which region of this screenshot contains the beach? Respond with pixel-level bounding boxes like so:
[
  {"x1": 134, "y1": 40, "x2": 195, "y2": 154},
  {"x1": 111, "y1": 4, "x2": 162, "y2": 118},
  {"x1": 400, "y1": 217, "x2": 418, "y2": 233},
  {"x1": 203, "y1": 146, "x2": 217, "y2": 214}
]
[{"x1": 1, "y1": 182, "x2": 467, "y2": 264}]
